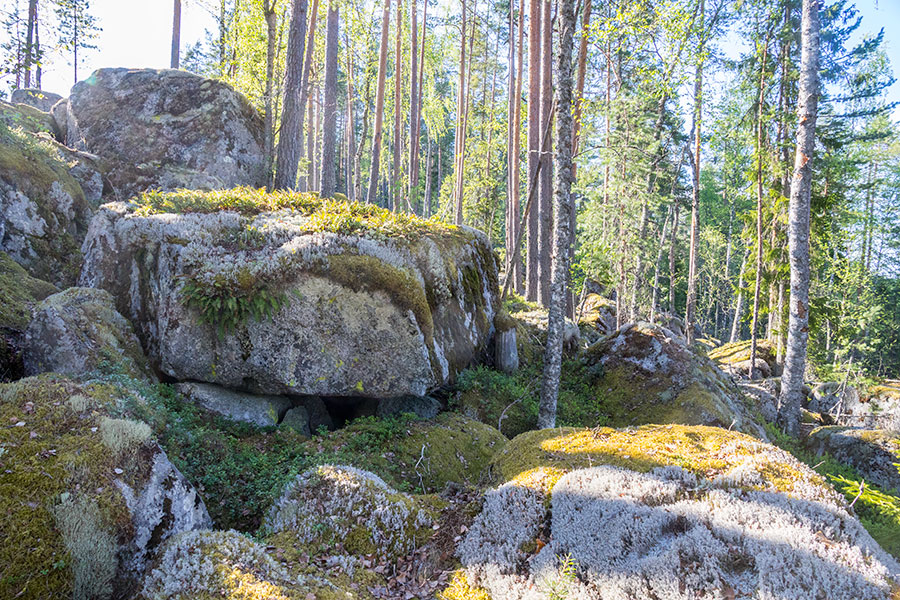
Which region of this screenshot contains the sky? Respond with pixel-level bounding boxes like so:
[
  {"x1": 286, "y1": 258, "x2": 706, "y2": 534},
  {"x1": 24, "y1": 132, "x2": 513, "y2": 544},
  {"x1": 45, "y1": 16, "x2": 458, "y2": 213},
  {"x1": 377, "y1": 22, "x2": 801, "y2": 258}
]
[{"x1": 25, "y1": 0, "x2": 900, "y2": 115}]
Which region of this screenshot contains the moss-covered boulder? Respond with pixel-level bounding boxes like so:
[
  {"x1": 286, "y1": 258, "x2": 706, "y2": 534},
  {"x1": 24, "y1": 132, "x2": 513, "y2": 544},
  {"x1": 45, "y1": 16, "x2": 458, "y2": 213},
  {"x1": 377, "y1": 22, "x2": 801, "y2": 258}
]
[
  {"x1": 810, "y1": 381, "x2": 900, "y2": 430},
  {"x1": 463, "y1": 424, "x2": 900, "y2": 599},
  {"x1": 263, "y1": 465, "x2": 436, "y2": 562},
  {"x1": 0, "y1": 375, "x2": 210, "y2": 600},
  {"x1": 307, "y1": 412, "x2": 507, "y2": 493},
  {"x1": 0, "y1": 112, "x2": 95, "y2": 285},
  {"x1": 79, "y1": 189, "x2": 499, "y2": 398},
  {"x1": 0, "y1": 251, "x2": 57, "y2": 380},
  {"x1": 808, "y1": 427, "x2": 900, "y2": 494},
  {"x1": 577, "y1": 293, "x2": 616, "y2": 342},
  {"x1": 64, "y1": 68, "x2": 266, "y2": 198},
  {"x1": 581, "y1": 323, "x2": 766, "y2": 436},
  {"x1": 708, "y1": 338, "x2": 781, "y2": 378},
  {"x1": 23, "y1": 287, "x2": 153, "y2": 380}
]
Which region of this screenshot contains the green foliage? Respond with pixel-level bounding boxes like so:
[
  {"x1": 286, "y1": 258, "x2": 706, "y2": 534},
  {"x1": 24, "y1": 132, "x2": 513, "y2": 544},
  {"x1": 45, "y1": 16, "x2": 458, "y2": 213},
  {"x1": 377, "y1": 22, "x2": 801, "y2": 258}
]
[
  {"x1": 179, "y1": 275, "x2": 287, "y2": 337},
  {"x1": 765, "y1": 423, "x2": 900, "y2": 558}
]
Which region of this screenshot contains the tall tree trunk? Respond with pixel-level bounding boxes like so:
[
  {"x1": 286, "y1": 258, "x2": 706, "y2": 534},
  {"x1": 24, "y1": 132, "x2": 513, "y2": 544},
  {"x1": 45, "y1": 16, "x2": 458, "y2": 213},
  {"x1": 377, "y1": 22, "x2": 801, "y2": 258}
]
[
  {"x1": 750, "y1": 35, "x2": 770, "y2": 380},
  {"x1": 539, "y1": 0, "x2": 575, "y2": 430},
  {"x1": 392, "y1": 0, "x2": 403, "y2": 211},
  {"x1": 366, "y1": 0, "x2": 392, "y2": 204},
  {"x1": 24, "y1": 0, "x2": 37, "y2": 87},
  {"x1": 779, "y1": 0, "x2": 820, "y2": 436},
  {"x1": 171, "y1": 0, "x2": 182, "y2": 68},
  {"x1": 685, "y1": 0, "x2": 704, "y2": 344},
  {"x1": 650, "y1": 204, "x2": 673, "y2": 325},
  {"x1": 355, "y1": 65, "x2": 372, "y2": 202},
  {"x1": 669, "y1": 201, "x2": 679, "y2": 312},
  {"x1": 34, "y1": 12, "x2": 41, "y2": 88},
  {"x1": 345, "y1": 32, "x2": 355, "y2": 200},
  {"x1": 408, "y1": 0, "x2": 419, "y2": 210},
  {"x1": 424, "y1": 134, "x2": 433, "y2": 216},
  {"x1": 571, "y1": 0, "x2": 591, "y2": 171},
  {"x1": 537, "y1": 0, "x2": 553, "y2": 307},
  {"x1": 320, "y1": 3, "x2": 339, "y2": 198},
  {"x1": 730, "y1": 248, "x2": 748, "y2": 343},
  {"x1": 525, "y1": 0, "x2": 542, "y2": 301},
  {"x1": 274, "y1": 0, "x2": 310, "y2": 190},
  {"x1": 298, "y1": 0, "x2": 321, "y2": 191},
  {"x1": 453, "y1": 0, "x2": 467, "y2": 224},
  {"x1": 511, "y1": 0, "x2": 526, "y2": 293},
  {"x1": 263, "y1": 0, "x2": 278, "y2": 190}
]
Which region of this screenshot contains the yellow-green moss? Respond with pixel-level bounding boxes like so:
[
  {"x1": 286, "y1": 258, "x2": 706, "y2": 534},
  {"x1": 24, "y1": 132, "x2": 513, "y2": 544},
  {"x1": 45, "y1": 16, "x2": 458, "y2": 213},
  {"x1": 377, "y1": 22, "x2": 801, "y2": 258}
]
[
  {"x1": 0, "y1": 375, "x2": 140, "y2": 599},
  {"x1": 0, "y1": 101, "x2": 56, "y2": 135},
  {"x1": 487, "y1": 424, "x2": 817, "y2": 495},
  {"x1": 438, "y1": 571, "x2": 493, "y2": 600},
  {"x1": 708, "y1": 339, "x2": 776, "y2": 366},
  {"x1": 0, "y1": 251, "x2": 57, "y2": 331}
]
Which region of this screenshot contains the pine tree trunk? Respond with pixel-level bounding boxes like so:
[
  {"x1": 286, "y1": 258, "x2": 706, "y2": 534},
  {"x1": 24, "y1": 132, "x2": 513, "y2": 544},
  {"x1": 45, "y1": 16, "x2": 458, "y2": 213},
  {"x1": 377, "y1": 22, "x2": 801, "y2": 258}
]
[
  {"x1": 511, "y1": 0, "x2": 526, "y2": 293},
  {"x1": 298, "y1": 0, "x2": 321, "y2": 190},
  {"x1": 345, "y1": 32, "x2": 355, "y2": 201},
  {"x1": 408, "y1": 0, "x2": 420, "y2": 210},
  {"x1": 320, "y1": 3, "x2": 339, "y2": 198},
  {"x1": 392, "y1": 0, "x2": 403, "y2": 211},
  {"x1": 525, "y1": 0, "x2": 542, "y2": 302},
  {"x1": 730, "y1": 248, "x2": 748, "y2": 343},
  {"x1": 24, "y1": 0, "x2": 37, "y2": 87},
  {"x1": 538, "y1": 0, "x2": 575, "y2": 430},
  {"x1": 453, "y1": 0, "x2": 467, "y2": 224},
  {"x1": 750, "y1": 36, "x2": 770, "y2": 380},
  {"x1": 424, "y1": 135, "x2": 433, "y2": 216},
  {"x1": 263, "y1": 0, "x2": 278, "y2": 189},
  {"x1": 365, "y1": 0, "x2": 392, "y2": 204},
  {"x1": 651, "y1": 204, "x2": 673, "y2": 325},
  {"x1": 274, "y1": 0, "x2": 310, "y2": 190},
  {"x1": 171, "y1": 0, "x2": 182, "y2": 68},
  {"x1": 685, "y1": 0, "x2": 704, "y2": 344},
  {"x1": 669, "y1": 201, "x2": 679, "y2": 312},
  {"x1": 779, "y1": 0, "x2": 820, "y2": 436},
  {"x1": 571, "y1": 0, "x2": 591, "y2": 170},
  {"x1": 537, "y1": 0, "x2": 553, "y2": 307},
  {"x1": 506, "y1": 0, "x2": 517, "y2": 288}
]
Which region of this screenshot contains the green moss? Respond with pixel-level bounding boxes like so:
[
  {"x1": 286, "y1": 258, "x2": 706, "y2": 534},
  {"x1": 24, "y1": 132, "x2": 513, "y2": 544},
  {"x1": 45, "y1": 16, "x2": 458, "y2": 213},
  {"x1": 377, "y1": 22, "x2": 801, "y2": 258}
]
[
  {"x1": 0, "y1": 375, "x2": 141, "y2": 600},
  {"x1": 707, "y1": 339, "x2": 776, "y2": 367},
  {"x1": 304, "y1": 413, "x2": 506, "y2": 493},
  {"x1": 0, "y1": 101, "x2": 56, "y2": 135},
  {"x1": 487, "y1": 424, "x2": 819, "y2": 496},
  {"x1": 0, "y1": 251, "x2": 57, "y2": 331}
]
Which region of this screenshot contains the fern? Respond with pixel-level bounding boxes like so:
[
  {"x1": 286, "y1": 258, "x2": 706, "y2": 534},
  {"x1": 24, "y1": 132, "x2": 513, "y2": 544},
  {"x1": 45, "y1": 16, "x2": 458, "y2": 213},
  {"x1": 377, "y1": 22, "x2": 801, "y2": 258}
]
[{"x1": 179, "y1": 277, "x2": 287, "y2": 337}]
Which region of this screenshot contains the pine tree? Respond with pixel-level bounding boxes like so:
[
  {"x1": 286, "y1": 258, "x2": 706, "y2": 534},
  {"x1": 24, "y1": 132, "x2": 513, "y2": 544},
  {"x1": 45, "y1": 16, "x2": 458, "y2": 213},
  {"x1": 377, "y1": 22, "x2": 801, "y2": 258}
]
[{"x1": 55, "y1": 0, "x2": 101, "y2": 84}]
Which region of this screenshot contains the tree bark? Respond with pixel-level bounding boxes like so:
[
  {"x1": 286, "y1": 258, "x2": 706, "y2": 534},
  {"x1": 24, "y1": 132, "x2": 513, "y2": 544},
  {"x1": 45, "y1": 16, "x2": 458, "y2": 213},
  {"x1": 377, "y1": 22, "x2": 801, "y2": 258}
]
[
  {"x1": 685, "y1": 0, "x2": 704, "y2": 344},
  {"x1": 320, "y1": 3, "x2": 339, "y2": 198},
  {"x1": 263, "y1": 0, "x2": 278, "y2": 189},
  {"x1": 669, "y1": 201, "x2": 679, "y2": 312},
  {"x1": 365, "y1": 0, "x2": 392, "y2": 204},
  {"x1": 453, "y1": 0, "x2": 467, "y2": 224},
  {"x1": 392, "y1": 0, "x2": 403, "y2": 211},
  {"x1": 539, "y1": 0, "x2": 575, "y2": 430},
  {"x1": 274, "y1": 0, "x2": 310, "y2": 190},
  {"x1": 298, "y1": 0, "x2": 321, "y2": 191},
  {"x1": 408, "y1": 0, "x2": 420, "y2": 210},
  {"x1": 537, "y1": 0, "x2": 553, "y2": 307},
  {"x1": 571, "y1": 0, "x2": 591, "y2": 171},
  {"x1": 750, "y1": 34, "x2": 770, "y2": 380},
  {"x1": 24, "y1": 0, "x2": 37, "y2": 87},
  {"x1": 511, "y1": 0, "x2": 526, "y2": 293},
  {"x1": 779, "y1": 0, "x2": 820, "y2": 436},
  {"x1": 525, "y1": 0, "x2": 542, "y2": 301},
  {"x1": 345, "y1": 32, "x2": 355, "y2": 201},
  {"x1": 730, "y1": 248, "x2": 749, "y2": 343},
  {"x1": 171, "y1": 0, "x2": 182, "y2": 69}
]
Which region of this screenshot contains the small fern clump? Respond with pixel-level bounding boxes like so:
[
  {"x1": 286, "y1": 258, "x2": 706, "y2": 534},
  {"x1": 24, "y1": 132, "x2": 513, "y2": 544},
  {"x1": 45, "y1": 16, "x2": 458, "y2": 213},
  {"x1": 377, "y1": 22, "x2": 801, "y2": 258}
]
[{"x1": 179, "y1": 275, "x2": 287, "y2": 337}]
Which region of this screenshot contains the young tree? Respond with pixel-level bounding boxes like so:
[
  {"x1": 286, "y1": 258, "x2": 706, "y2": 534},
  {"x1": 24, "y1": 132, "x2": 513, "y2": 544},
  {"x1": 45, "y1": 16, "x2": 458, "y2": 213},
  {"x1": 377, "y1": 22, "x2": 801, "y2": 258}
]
[
  {"x1": 538, "y1": 0, "x2": 576, "y2": 429},
  {"x1": 171, "y1": 0, "x2": 182, "y2": 69},
  {"x1": 365, "y1": 0, "x2": 391, "y2": 204},
  {"x1": 392, "y1": 0, "x2": 402, "y2": 210},
  {"x1": 24, "y1": 0, "x2": 37, "y2": 87},
  {"x1": 778, "y1": 0, "x2": 821, "y2": 436},
  {"x1": 55, "y1": 0, "x2": 101, "y2": 84},
  {"x1": 274, "y1": 0, "x2": 309, "y2": 189},
  {"x1": 320, "y1": 2, "x2": 339, "y2": 198},
  {"x1": 525, "y1": 0, "x2": 541, "y2": 301}
]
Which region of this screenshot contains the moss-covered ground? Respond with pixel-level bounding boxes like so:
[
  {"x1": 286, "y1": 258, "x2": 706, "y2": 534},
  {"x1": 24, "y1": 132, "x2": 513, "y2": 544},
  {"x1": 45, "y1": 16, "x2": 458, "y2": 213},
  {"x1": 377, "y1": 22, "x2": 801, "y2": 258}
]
[{"x1": 0, "y1": 252, "x2": 58, "y2": 332}]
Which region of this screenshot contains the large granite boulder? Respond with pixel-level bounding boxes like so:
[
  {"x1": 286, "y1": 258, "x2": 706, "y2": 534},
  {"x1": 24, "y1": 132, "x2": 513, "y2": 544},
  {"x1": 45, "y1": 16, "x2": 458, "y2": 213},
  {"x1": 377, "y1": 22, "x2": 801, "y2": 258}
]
[
  {"x1": 0, "y1": 375, "x2": 211, "y2": 600},
  {"x1": 23, "y1": 287, "x2": 152, "y2": 380},
  {"x1": 466, "y1": 424, "x2": 900, "y2": 600},
  {"x1": 0, "y1": 102, "x2": 96, "y2": 284},
  {"x1": 64, "y1": 68, "x2": 266, "y2": 198},
  {"x1": 79, "y1": 189, "x2": 499, "y2": 397}
]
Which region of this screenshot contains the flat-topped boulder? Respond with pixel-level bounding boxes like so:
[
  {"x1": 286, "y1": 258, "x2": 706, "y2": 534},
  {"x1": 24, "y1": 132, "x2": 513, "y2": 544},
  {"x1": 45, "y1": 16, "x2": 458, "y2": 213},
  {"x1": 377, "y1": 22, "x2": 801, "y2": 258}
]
[
  {"x1": 64, "y1": 68, "x2": 266, "y2": 198},
  {"x1": 79, "y1": 189, "x2": 499, "y2": 397}
]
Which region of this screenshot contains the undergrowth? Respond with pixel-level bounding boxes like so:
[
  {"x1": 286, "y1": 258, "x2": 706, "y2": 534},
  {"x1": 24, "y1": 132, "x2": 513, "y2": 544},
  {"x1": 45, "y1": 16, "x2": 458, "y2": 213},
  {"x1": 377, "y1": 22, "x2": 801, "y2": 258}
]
[{"x1": 765, "y1": 422, "x2": 900, "y2": 558}]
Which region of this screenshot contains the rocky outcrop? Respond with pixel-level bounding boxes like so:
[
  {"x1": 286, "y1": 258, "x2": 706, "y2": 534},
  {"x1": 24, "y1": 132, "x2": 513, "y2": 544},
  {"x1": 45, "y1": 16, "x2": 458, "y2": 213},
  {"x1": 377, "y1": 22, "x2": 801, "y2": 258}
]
[
  {"x1": 175, "y1": 381, "x2": 292, "y2": 427},
  {"x1": 64, "y1": 68, "x2": 266, "y2": 198},
  {"x1": 466, "y1": 424, "x2": 900, "y2": 600},
  {"x1": 809, "y1": 381, "x2": 900, "y2": 430},
  {"x1": 708, "y1": 338, "x2": 781, "y2": 379},
  {"x1": 0, "y1": 103, "x2": 96, "y2": 285},
  {"x1": 808, "y1": 427, "x2": 900, "y2": 493},
  {"x1": 0, "y1": 376, "x2": 210, "y2": 600},
  {"x1": 581, "y1": 323, "x2": 766, "y2": 437},
  {"x1": 79, "y1": 190, "x2": 499, "y2": 398},
  {"x1": 23, "y1": 287, "x2": 152, "y2": 380},
  {"x1": 10, "y1": 89, "x2": 64, "y2": 113},
  {"x1": 0, "y1": 251, "x2": 57, "y2": 380}
]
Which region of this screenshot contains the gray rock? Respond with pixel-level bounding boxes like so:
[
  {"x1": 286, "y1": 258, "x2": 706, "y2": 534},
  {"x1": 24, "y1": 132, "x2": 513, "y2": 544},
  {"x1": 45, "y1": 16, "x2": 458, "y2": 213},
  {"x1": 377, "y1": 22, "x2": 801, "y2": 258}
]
[
  {"x1": 376, "y1": 395, "x2": 442, "y2": 420},
  {"x1": 280, "y1": 406, "x2": 311, "y2": 436},
  {"x1": 809, "y1": 381, "x2": 900, "y2": 430},
  {"x1": 807, "y1": 427, "x2": 900, "y2": 493},
  {"x1": 79, "y1": 202, "x2": 499, "y2": 397},
  {"x1": 11, "y1": 88, "x2": 64, "y2": 112},
  {"x1": 297, "y1": 395, "x2": 334, "y2": 432},
  {"x1": 176, "y1": 382, "x2": 292, "y2": 427},
  {"x1": 24, "y1": 287, "x2": 152, "y2": 380},
  {"x1": 494, "y1": 327, "x2": 519, "y2": 374},
  {"x1": 65, "y1": 68, "x2": 266, "y2": 199}
]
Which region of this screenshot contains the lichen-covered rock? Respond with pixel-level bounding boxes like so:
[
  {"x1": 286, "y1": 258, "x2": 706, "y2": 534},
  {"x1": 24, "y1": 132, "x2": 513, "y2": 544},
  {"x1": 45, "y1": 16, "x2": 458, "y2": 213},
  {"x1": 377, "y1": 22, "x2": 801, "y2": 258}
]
[
  {"x1": 280, "y1": 405, "x2": 311, "y2": 435},
  {"x1": 808, "y1": 427, "x2": 900, "y2": 493},
  {"x1": 264, "y1": 465, "x2": 435, "y2": 561},
  {"x1": 23, "y1": 287, "x2": 152, "y2": 380},
  {"x1": 0, "y1": 251, "x2": 57, "y2": 380},
  {"x1": 708, "y1": 338, "x2": 781, "y2": 378},
  {"x1": 175, "y1": 381, "x2": 292, "y2": 427},
  {"x1": 0, "y1": 375, "x2": 210, "y2": 600},
  {"x1": 465, "y1": 424, "x2": 900, "y2": 600},
  {"x1": 809, "y1": 381, "x2": 900, "y2": 430},
  {"x1": 65, "y1": 68, "x2": 266, "y2": 198},
  {"x1": 377, "y1": 395, "x2": 442, "y2": 420},
  {"x1": 0, "y1": 114, "x2": 93, "y2": 285},
  {"x1": 10, "y1": 89, "x2": 64, "y2": 113},
  {"x1": 578, "y1": 293, "x2": 617, "y2": 342},
  {"x1": 79, "y1": 190, "x2": 499, "y2": 397},
  {"x1": 582, "y1": 323, "x2": 766, "y2": 437}
]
